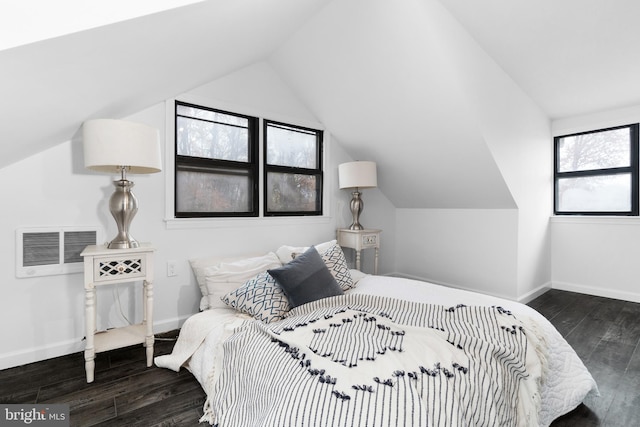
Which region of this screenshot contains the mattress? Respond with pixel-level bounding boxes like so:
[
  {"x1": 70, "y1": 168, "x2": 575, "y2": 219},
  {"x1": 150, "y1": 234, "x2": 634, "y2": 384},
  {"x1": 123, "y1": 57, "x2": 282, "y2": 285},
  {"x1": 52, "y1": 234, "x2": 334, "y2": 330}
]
[{"x1": 157, "y1": 274, "x2": 598, "y2": 426}]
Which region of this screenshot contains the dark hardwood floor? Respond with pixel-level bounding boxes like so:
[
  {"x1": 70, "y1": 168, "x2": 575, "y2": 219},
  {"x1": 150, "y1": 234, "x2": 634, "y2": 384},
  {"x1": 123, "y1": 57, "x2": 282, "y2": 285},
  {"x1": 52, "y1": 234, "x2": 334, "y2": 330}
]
[
  {"x1": 528, "y1": 289, "x2": 640, "y2": 426},
  {"x1": 1, "y1": 289, "x2": 639, "y2": 426},
  {"x1": 0, "y1": 332, "x2": 206, "y2": 426}
]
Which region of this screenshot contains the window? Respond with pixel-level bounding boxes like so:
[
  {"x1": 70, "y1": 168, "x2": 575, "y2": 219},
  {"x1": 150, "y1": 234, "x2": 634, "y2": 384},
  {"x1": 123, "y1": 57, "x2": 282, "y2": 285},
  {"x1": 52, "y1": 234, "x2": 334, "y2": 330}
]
[
  {"x1": 174, "y1": 101, "x2": 259, "y2": 217},
  {"x1": 264, "y1": 120, "x2": 323, "y2": 216},
  {"x1": 554, "y1": 124, "x2": 639, "y2": 215},
  {"x1": 173, "y1": 101, "x2": 324, "y2": 218}
]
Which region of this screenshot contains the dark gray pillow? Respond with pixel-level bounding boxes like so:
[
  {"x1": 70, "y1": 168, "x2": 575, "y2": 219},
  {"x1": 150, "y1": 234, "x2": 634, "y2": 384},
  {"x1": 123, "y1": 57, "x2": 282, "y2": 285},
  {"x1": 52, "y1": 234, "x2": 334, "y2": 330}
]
[{"x1": 268, "y1": 246, "x2": 343, "y2": 308}]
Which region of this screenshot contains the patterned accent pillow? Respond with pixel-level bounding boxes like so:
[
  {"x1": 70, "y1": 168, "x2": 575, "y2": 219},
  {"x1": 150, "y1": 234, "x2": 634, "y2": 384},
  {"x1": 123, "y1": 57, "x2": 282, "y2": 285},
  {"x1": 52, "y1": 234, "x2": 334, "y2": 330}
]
[
  {"x1": 221, "y1": 271, "x2": 290, "y2": 323},
  {"x1": 320, "y1": 244, "x2": 355, "y2": 291}
]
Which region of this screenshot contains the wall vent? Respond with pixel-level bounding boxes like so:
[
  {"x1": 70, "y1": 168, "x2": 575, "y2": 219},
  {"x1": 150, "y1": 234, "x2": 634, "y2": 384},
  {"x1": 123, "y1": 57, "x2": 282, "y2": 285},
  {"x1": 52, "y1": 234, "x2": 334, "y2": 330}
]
[{"x1": 16, "y1": 227, "x2": 98, "y2": 278}]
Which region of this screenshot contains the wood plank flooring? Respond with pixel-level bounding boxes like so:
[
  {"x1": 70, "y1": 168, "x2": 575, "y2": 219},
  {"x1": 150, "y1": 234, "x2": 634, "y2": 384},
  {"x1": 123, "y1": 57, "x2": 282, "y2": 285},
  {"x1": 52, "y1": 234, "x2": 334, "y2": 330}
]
[
  {"x1": 1, "y1": 289, "x2": 638, "y2": 426},
  {"x1": 0, "y1": 333, "x2": 206, "y2": 426},
  {"x1": 528, "y1": 289, "x2": 640, "y2": 426}
]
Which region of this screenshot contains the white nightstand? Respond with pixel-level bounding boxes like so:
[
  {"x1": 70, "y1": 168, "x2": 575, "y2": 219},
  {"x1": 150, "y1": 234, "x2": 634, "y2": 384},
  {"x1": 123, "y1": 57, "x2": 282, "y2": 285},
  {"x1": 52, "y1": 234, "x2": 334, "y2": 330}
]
[
  {"x1": 80, "y1": 243, "x2": 155, "y2": 383},
  {"x1": 336, "y1": 229, "x2": 381, "y2": 274}
]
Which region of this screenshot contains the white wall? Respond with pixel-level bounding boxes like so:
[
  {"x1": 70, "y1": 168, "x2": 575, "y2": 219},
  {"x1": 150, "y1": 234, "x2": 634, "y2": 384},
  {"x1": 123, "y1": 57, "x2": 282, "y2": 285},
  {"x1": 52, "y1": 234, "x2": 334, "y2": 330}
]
[
  {"x1": 267, "y1": 0, "x2": 552, "y2": 301},
  {"x1": 551, "y1": 217, "x2": 640, "y2": 303},
  {"x1": 551, "y1": 105, "x2": 640, "y2": 303},
  {"x1": 395, "y1": 209, "x2": 518, "y2": 299},
  {"x1": 0, "y1": 61, "x2": 396, "y2": 370},
  {"x1": 392, "y1": 0, "x2": 552, "y2": 301}
]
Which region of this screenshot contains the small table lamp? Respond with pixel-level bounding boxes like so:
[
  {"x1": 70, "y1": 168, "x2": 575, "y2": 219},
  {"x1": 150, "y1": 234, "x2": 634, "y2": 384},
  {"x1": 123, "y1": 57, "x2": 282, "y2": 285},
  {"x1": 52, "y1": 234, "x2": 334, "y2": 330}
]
[
  {"x1": 339, "y1": 161, "x2": 377, "y2": 230},
  {"x1": 83, "y1": 119, "x2": 162, "y2": 249}
]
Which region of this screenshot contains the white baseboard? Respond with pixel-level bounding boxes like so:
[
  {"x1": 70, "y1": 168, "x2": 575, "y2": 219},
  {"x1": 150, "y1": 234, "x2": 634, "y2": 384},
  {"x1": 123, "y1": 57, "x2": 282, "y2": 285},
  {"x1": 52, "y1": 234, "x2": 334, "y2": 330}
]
[
  {"x1": 153, "y1": 314, "x2": 191, "y2": 334},
  {"x1": 0, "y1": 314, "x2": 192, "y2": 371},
  {"x1": 517, "y1": 282, "x2": 552, "y2": 304},
  {"x1": 0, "y1": 338, "x2": 84, "y2": 371},
  {"x1": 552, "y1": 281, "x2": 640, "y2": 303},
  {"x1": 387, "y1": 275, "x2": 639, "y2": 305}
]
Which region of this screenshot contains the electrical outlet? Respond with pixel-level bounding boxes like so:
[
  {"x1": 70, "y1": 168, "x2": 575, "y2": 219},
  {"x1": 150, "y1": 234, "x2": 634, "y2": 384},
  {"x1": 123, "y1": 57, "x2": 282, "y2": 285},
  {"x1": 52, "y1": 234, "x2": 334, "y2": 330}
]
[{"x1": 167, "y1": 260, "x2": 178, "y2": 277}]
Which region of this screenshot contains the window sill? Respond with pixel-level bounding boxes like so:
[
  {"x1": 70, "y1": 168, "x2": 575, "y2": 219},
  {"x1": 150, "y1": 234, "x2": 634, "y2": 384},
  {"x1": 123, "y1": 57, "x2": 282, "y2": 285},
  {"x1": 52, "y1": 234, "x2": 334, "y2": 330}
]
[
  {"x1": 164, "y1": 215, "x2": 332, "y2": 230},
  {"x1": 550, "y1": 215, "x2": 640, "y2": 225}
]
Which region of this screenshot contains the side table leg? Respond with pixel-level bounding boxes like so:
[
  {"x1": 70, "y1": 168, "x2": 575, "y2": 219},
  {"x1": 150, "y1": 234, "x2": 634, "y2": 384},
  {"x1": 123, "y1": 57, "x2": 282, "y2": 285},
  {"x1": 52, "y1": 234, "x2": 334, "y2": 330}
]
[
  {"x1": 84, "y1": 284, "x2": 96, "y2": 383},
  {"x1": 374, "y1": 247, "x2": 379, "y2": 275},
  {"x1": 144, "y1": 280, "x2": 154, "y2": 367},
  {"x1": 355, "y1": 249, "x2": 361, "y2": 271}
]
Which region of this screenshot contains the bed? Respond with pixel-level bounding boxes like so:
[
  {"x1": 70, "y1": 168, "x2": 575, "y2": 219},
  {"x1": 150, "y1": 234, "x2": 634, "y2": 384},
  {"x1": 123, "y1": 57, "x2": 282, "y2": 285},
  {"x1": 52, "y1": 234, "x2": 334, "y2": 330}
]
[{"x1": 155, "y1": 240, "x2": 598, "y2": 427}]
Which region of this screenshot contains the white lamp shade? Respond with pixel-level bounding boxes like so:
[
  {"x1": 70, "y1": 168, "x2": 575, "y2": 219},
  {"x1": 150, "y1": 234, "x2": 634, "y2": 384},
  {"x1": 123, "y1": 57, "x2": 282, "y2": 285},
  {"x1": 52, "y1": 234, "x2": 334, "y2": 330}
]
[
  {"x1": 339, "y1": 161, "x2": 377, "y2": 189},
  {"x1": 83, "y1": 119, "x2": 162, "y2": 174}
]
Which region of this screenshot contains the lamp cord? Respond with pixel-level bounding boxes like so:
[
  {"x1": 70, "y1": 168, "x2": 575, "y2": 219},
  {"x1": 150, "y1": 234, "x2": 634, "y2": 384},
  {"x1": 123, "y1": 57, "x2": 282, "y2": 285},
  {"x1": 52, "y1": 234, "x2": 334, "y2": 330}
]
[{"x1": 113, "y1": 285, "x2": 132, "y2": 326}]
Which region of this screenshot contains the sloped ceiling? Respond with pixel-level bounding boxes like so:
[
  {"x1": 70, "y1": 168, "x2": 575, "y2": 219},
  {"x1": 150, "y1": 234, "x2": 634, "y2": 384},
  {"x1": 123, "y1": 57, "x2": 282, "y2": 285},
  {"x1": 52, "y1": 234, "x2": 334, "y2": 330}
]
[
  {"x1": 270, "y1": 0, "x2": 517, "y2": 209},
  {"x1": 0, "y1": 0, "x2": 331, "y2": 168},
  {"x1": 0, "y1": 0, "x2": 204, "y2": 51},
  {"x1": 1, "y1": 0, "x2": 639, "y2": 209},
  {"x1": 438, "y1": 0, "x2": 640, "y2": 120}
]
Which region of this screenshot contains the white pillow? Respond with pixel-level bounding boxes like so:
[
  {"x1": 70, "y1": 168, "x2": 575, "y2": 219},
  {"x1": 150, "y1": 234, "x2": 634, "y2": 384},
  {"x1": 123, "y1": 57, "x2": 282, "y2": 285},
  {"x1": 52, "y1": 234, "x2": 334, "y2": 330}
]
[
  {"x1": 189, "y1": 252, "x2": 280, "y2": 310},
  {"x1": 203, "y1": 252, "x2": 282, "y2": 310},
  {"x1": 275, "y1": 240, "x2": 337, "y2": 264},
  {"x1": 189, "y1": 255, "x2": 247, "y2": 311}
]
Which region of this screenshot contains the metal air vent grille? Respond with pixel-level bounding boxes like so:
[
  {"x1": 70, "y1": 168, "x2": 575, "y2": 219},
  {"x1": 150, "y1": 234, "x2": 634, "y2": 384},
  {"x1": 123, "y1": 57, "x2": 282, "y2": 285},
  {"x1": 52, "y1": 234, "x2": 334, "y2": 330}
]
[{"x1": 16, "y1": 227, "x2": 98, "y2": 278}]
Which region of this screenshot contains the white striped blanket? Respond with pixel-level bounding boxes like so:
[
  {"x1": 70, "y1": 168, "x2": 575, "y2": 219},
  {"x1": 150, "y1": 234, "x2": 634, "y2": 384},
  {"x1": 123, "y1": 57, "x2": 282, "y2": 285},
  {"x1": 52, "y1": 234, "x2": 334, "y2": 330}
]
[{"x1": 202, "y1": 293, "x2": 545, "y2": 426}]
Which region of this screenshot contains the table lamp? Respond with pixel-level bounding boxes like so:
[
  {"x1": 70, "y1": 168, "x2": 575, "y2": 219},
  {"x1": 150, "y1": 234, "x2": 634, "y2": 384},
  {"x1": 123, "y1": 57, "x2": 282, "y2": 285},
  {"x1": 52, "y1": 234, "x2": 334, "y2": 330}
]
[
  {"x1": 83, "y1": 119, "x2": 162, "y2": 249},
  {"x1": 338, "y1": 161, "x2": 377, "y2": 230}
]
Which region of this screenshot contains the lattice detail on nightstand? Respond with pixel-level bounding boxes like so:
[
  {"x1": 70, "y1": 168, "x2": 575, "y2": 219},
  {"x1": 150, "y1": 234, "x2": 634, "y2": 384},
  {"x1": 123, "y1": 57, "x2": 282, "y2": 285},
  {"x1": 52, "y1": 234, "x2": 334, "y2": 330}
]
[{"x1": 98, "y1": 259, "x2": 143, "y2": 276}]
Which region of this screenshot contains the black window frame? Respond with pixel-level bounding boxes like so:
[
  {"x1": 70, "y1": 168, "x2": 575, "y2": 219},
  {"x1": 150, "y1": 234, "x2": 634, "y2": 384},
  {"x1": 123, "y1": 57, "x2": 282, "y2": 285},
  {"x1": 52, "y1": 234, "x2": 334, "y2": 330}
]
[
  {"x1": 174, "y1": 100, "x2": 259, "y2": 218},
  {"x1": 554, "y1": 123, "x2": 639, "y2": 216},
  {"x1": 263, "y1": 120, "x2": 324, "y2": 217}
]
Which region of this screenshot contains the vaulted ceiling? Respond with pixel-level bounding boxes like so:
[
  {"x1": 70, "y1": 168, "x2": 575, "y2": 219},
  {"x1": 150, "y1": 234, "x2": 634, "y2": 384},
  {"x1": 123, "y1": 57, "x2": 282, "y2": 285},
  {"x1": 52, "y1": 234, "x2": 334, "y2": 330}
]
[
  {"x1": 439, "y1": 0, "x2": 640, "y2": 119},
  {"x1": 2, "y1": 0, "x2": 639, "y2": 209},
  {"x1": 0, "y1": 0, "x2": 331, "y2": 167}
]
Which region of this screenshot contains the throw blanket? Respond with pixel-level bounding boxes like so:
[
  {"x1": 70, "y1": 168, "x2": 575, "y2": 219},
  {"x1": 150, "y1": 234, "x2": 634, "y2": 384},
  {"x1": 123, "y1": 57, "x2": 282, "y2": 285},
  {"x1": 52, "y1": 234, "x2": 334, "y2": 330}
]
[{"x1": 202, "y1": 294, "x2": 544, "y2": 427}]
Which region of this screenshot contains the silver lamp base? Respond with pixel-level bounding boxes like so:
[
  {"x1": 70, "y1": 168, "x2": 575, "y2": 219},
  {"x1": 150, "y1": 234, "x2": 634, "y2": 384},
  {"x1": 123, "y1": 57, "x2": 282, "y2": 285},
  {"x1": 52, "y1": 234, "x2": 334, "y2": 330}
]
[
  {"x1": 349, "y1": 189, "x2": 365, "y2": 230},
  {"x1": 107, "y1": 179, "x2": 139, "y2": 249}
]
